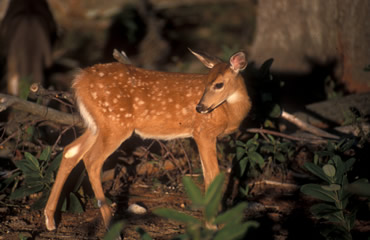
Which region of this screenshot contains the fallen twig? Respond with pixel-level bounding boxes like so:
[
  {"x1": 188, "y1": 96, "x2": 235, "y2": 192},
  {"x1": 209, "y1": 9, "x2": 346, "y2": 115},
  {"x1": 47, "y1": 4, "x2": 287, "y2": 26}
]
[
  {"x1": 281, "y1": 110, "x2": 339, "y2": 139},
  {"x1": 0, "y1": 93, "x2": 83, "y2": 128},
  {"x1": 248, "y1": 179, "x2": 300, "y2": 189},
  {"x1": 30, "y1": 83, "x2": 74, "y2": 105},
  {"x1": 246, "y1": 128, "x2": 329, "y2": 144}
]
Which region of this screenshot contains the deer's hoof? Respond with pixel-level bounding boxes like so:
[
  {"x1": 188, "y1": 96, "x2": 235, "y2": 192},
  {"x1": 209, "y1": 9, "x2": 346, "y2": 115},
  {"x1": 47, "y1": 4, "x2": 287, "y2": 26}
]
[{"x1": 44, "y1": 209, "x2": 56, "y2": 231}]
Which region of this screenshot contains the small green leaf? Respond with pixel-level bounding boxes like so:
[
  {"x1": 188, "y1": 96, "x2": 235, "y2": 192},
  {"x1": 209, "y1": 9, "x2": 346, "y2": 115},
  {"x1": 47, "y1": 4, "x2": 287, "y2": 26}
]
[
  {"x1": 235, "y1": 140, "x2": 246, "y2": 147},
  {"x1": 301, "y1": 184, "x2": 337, "y2": 202},
  {"x1": 25, "y1": 152, "x2": 40, "y2": 169},
  {"x1": 61, "y1": 197, "x2": 67, "y2": 212},
  {"x1": 323, "y1": 164, "x2": 336, "y2": 177},
  {"x1": 26, "y1": 180, "x2": 45, "y2": 190},
  {"x1": 345, "y1": 180, "x2": 370, "y2": 197},
  {"x1": 316, "y1": 150, "x2": 334, "y2": 158},
  {"x1": 267, "y1": 134, "x2": 275, "y2": 143},
  {"x1": 10, "y1": 184, "x2": 44, "y2": 200},
  {"x1": 204, "y1": 174, "x2": 225, "y2": 221},
  {"x1": 25, "y1": 175, "x2": 43, "y2": 183},
  {"x1": 204, "y1": 173, "x2": 225, "y2": 205},
  {"x1": 326, "y1": 212, "x2": 345, "y2": 224},
  {"x1": 104, "y1": 221, "x2": 125, "y2": 240},
  {"x1": 313, "y1": 154, "x2": 319, "y2": 165},
  {"x1": 239, "y1": 185, "x2": 250, "y2": 197},
  {"x1": 68, "y1": 192, "x2": 84, "y2": 213},
  {"x1": 39, "y1": 146, "x2": 52, "y2": 162},
  {"x1": 260, "y1": 144, "x2": 274, "y2": 153},
  {"x1": 31, "y1": 192, "x2": 49, "y2": 210},
  {"x1": 344, "y1": 158, "x2": 356, "y2": 172},
  {"x1": 72, "y1": 169, "x2": 86, "y2": 192},
  {"x1": 321, "y1": 184, "x2": 341, "y2": 191},
  {"x1": 213, "y1": 202, "x2": 247, "y2": 225},
  {"x1": 246, "y1": 135, "x2": 259, "y2": 149},
  {"x1": 153, "y1": 208, "x2": 200, "y2": 224},
  {"x1": 310, "y1": 203, "x2": 340, "y2": 220},
  {"x1": 182, "y1": 176, "x2": 204, "y2": 207},
  {"x1": 214, "y1": 221, "x2": 259, "y2": 240},
  {"x1": 339, "y1": 138, "x2": 355, "y2": 152},
  {"x1": 268, "y1": 104, "x2": 282, "y2": 118},
  {"x1": 236, "y1": 147, "x2": 246, "y2": 160},
  {"x1": 25, "y1": 125, "x2": 35, "y2": 141},
  {"x1": 238, "y1": 157, "x2": 248, "y2": 176},
  {"x1": 0, "y1": 172, "x2": 20, "y2": 192},
  {"x1": 274, "y1": 152, "x2": 286, "y2": 163},
  {"x1": 332, "y1": 156, "x2": 345, "y2": 183},
  {"x1": 327, "y1": 141, "x2": 336, "y2": 152},
  {"x1": 15, "y1": 159, "x2": 39, "y2": 175},
  {"x1": 45, "y1": 152, "x2": 63, "y2": 176},
  {"x1": 136, "y1": 227, "x2": 153, "y2": 240},
  {"x1": 248, "y1": 151, "x2": 265, "y2": 168},
  {"x1": 304, "y1": 162, "x2": 330, "y2": 183}
]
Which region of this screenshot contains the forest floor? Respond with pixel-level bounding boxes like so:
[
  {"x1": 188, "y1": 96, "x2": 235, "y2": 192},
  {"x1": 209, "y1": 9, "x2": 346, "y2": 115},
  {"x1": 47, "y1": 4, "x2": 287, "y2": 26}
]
[{"x1": 1, "y1": 164, "x2": 369, "y2": 240}]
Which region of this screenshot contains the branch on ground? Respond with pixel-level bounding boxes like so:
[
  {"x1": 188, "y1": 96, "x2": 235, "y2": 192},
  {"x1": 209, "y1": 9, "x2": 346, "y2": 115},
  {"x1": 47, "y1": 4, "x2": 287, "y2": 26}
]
[
  {"x1": 281, "y1": 110, "x2": 340, "y2": 139},
  {"x1": 0, "y1": 93, "x2": 83, "y2": 128}
]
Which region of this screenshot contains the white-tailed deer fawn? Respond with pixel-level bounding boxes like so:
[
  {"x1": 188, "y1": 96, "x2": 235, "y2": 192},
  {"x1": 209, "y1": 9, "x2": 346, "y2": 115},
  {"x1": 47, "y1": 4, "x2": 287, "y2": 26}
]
[{"x1": 44, "y1": 49, "x2": 251, "y2": 231}]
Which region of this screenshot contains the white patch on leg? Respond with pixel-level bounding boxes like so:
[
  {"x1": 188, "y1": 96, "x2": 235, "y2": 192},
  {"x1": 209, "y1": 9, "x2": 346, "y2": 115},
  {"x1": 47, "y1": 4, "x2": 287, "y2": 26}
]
[
  {"x1": 97, "y1": 200, "x2": 102, "y2": 208},
  {"x1": 64, "y1": 145, "x2": 80, "y2": 158}
]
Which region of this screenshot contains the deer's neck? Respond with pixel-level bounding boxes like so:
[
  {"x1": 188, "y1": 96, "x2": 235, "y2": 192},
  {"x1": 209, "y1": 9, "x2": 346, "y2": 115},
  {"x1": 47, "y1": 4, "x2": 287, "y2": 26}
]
[{"x1": 224, "y1": 82, "x2": 251, "y2": 133}]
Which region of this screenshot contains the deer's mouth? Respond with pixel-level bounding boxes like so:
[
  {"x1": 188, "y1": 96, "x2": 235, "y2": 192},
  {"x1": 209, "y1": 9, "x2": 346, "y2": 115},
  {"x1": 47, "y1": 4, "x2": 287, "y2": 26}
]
[{"x1": 196, "y1": 100, "x2": 225, "y2": 114}]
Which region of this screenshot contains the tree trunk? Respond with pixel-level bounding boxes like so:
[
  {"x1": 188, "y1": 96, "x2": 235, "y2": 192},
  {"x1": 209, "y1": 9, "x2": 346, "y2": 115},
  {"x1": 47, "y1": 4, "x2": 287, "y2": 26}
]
[{"x1": 249, "y1": 0, "x2": 370, "y2": 92}]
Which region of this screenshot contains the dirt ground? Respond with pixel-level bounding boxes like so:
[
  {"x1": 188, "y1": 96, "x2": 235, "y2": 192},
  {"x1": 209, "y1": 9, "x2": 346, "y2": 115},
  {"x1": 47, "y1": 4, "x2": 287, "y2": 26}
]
[{"x1": 1, "y1": 167, "x2": 369, "y2": 240}]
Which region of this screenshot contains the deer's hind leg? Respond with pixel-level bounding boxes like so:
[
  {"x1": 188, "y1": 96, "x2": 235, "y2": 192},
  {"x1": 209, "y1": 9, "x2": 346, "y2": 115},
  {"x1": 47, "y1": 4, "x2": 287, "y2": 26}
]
[{"x1": 82, "y1": 129, "x2": 133, "y2": 229}]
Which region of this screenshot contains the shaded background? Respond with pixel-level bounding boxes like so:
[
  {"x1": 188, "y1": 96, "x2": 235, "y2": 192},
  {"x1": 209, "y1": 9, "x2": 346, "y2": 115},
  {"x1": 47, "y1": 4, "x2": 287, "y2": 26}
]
[{"x1": 1, "y1": 0, "x2": 369, "y2": 102}]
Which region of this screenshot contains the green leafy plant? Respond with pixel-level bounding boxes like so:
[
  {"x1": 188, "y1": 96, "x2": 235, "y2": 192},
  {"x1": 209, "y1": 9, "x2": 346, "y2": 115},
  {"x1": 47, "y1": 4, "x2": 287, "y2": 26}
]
[
  {"x1": 235, "y1": 134, "x2": 265, "y2": 178},
  {"x1": 139, "y1": 173, "x2": 258, "y2": 240},
  {"x1": 260, "y1": 134, "x2": 294, "y2": 164},
  {"x1": 7, "y1": 146, "x2": 84, "y2": 212},
  {"x1": 301, "y1": 139, "x2": 370, "y2": 240},
  {"x1": 9, "y1": 146, "x2": 61, "y2": 208},
  {"x1": 342, "y1": 108, "x2": 369, "y2": 147},
  {"x1": 103, "y1": 220, "x2": 125, "y2": 240}
]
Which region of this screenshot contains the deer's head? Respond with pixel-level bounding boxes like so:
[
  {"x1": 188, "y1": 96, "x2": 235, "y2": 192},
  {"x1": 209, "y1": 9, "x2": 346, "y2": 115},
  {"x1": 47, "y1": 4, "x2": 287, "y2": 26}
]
[{"x1": 189, "y1": 49, "x2": 247, "y2": 114}]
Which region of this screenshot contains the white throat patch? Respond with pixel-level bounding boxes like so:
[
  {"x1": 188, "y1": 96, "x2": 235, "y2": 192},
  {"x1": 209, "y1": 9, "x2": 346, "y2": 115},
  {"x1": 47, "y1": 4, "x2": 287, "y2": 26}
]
[{"x1": 227, "y1": 92, "x2": 241, "y2": 103}]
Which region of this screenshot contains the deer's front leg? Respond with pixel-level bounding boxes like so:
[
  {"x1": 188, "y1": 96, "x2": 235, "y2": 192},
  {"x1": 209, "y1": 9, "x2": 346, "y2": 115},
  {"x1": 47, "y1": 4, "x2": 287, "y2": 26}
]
[{"x1": 194, "y1": 135, "x2": 220, "y2": 189}]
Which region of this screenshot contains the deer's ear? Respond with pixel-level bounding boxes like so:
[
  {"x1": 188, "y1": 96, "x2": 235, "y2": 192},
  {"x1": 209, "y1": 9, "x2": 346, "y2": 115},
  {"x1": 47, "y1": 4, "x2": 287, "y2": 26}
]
[
  {"x1": 230, "y1": 51, "x2": 247, "y2": 72},
  {"x1": 188, "y1": 48, "x2": 222, "y2": 69}
]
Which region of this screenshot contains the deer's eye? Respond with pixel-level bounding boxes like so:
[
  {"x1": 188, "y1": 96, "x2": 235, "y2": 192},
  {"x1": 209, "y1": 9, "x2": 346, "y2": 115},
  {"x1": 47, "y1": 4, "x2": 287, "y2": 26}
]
[{"x1": 214, "y1": 83, "x2": 224, "y2": 90}]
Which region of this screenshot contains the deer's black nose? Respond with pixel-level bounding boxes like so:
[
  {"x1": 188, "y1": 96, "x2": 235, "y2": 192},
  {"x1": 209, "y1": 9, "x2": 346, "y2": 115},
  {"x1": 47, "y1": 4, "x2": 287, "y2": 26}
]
[{"x1": 196, "y1": 103, "x2": 205, "y2": 113}]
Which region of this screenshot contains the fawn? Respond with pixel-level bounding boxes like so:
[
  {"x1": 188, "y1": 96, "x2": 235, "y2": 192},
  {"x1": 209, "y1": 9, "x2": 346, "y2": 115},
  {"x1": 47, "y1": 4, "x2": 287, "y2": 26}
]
[{"x1": 44, "y1": 49, "x2": 251, "y2": 231}]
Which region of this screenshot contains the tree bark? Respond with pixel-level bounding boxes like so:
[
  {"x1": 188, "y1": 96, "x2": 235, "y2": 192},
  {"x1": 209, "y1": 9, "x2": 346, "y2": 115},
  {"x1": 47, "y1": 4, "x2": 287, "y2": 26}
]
[{"x1": 250, "y1": 0, "x2": 370, "y2": 92}]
